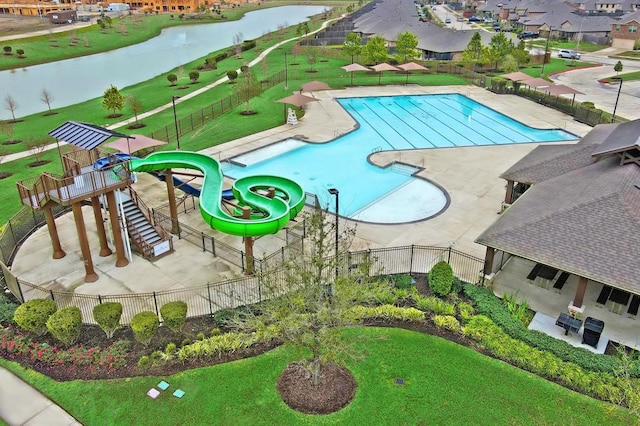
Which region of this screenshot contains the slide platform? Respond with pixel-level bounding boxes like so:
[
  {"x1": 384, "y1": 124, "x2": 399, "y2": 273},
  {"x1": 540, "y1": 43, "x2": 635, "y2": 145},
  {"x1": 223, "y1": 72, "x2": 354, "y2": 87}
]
[{"x1": 129, "y1": 151, "x2": 305, "y2": 237}]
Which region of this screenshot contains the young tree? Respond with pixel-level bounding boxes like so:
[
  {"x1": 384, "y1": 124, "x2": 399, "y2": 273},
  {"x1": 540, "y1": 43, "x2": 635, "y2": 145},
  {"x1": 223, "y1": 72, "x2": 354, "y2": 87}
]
[
  {"x1": 395, "y1": 31, "x2": 419, "y2": 63},
  {"x1": 188, "y1": 70, "x2": 200, "y2": 83},
  {"x1": 501, "y1": 54, "x2": 518, "y2": 73},
  {"x1": 512, "y1": 40, "x2": 531, "y2": 68},
  {"x1": 26, "y1": 137, "x2": 49, "y2": 164},
  {"x1": 40, "y1": 88, "x2": 54, "y2": 113},
  {"x1": 167, "y1": 73, "x2": 178, "y2": 86},
  {"x1": 614, "y1": 60, "x2": 623, "y2": 75},
  {"x1": 233, "y1": 68, "x2": 262, "y2": 114},
  {"x1": 343, "y1": 32, "x2": 362, "y2": 64},
  {"x1": 101, "y1": 85, "x2": 125, "y2": 117},
  {"x1": 487, "y1": 33, "x2": 514, "y2": 70},
  {"x1": 461, "y1": 32, "x2": 484, "y2": 71},
  {"x1": 127, "y1": 95, "x2": 144, "y2": 127},
  {"x1": 307, "y1": 47, "x2": 318, "y2": 72},
  {"x1": 363, "y1": 35, "x2": 388, "y2": 65},
  {"x1": 227, "y1": 70, "x2": 238, "y2": 83},
  {"x1": 0, "y1": 120, "x2": 15, "y2": 143},
  {"x1": 4, "y1": 94, "x2": 18, "y2": 121}
]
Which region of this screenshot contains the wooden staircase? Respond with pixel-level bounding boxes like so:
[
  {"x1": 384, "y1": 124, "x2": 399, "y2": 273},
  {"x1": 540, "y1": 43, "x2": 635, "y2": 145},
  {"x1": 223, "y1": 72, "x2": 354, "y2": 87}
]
[{"x1": 120, "y1": 189, "x2": 173, "y2": 260}]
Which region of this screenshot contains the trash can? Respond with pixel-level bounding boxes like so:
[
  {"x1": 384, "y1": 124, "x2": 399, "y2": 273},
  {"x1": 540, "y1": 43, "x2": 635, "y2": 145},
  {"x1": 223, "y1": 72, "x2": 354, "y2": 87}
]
[{"x1": 582, "y1": 317, "x2": 604, "y2": 349}]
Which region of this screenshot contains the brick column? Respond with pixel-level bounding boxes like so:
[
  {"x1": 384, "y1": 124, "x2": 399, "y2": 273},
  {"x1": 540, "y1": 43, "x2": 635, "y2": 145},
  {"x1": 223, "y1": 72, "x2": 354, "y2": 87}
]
[{"x1": 573, "y1": 276, "x2": 588, "y2": 308}]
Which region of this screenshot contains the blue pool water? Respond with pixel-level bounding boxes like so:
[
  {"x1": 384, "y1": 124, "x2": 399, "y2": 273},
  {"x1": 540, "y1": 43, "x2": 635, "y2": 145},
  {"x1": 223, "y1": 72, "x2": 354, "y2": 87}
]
[{"x1": 224, "y1": 94, "x2": 577, "y2": 223}]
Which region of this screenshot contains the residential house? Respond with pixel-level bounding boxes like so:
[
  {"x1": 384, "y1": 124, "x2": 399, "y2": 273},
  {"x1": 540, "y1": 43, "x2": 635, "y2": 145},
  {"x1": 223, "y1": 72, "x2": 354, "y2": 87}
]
[{"x1": 610, "y1": 10, "x2": 640, "y2": 48}]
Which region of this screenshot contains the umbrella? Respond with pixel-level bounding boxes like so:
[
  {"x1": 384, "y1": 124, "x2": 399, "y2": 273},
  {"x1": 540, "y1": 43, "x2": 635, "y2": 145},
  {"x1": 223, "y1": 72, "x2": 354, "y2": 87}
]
[
  {"x1": 275, "y1": 93, "x2": 320, "y2": 123},
  {"x1": 104, "y1": 134, "x2": 167, "y2": 155},
  {"x1": 397, "y1": 62, "x2": 428, "y2": 84},
  {"x1": 541, "y1": 84, "x2": 584, "y2": 106},
  {"x1": 502, "y1": 71, "x2": 533, "y2": 81},
  {"x1": 301, "y1": 81, "x2": 331, "y2": 92},
  {"x1": 341, "y1": 63, "x2": 370, "y2": 86},
  {"x1": 370, "y1": 63, "x2": 400, "y2": 85}
]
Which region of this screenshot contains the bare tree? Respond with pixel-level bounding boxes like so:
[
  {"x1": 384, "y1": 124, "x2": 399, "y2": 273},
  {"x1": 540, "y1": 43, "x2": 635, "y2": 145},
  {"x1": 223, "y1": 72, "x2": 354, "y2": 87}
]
[
  {"x1": 40, "y1": 88, "x2": 54, "y2": 114},
  {"x1": 0, "y1": 120, "x2": 15, "y2": 143},
  {"x1": 4, "y1": 94, "x2": 18, "y2": 121},
  {"x1": 127, "y1": 95, "x2": 144, "y2": 128},
  {"x1": 233, "y1": 32, "x2": 244, "y2": 57},
  {"x1": 26, "y1": 137, "x2": 49, "y2": 164}
]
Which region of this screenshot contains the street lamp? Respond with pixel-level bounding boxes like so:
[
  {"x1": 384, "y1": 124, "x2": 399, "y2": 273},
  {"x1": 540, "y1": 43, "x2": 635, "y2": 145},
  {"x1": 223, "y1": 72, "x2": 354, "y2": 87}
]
[
  {"x1": 328, "y1": 188, "x2": 339, "y2": 280},
  {"x1": 171, "y1": 95, "x2": 181, "y2": 150},
  {"x1": 611, "y1": 77, "x2": 623, "y2": 123},
  {"x1": 284, "y1": 52, "x2": 289, "y2": 90},
  {"x1": 540, "y1": 27, "x2": 552, "y2": 77}
]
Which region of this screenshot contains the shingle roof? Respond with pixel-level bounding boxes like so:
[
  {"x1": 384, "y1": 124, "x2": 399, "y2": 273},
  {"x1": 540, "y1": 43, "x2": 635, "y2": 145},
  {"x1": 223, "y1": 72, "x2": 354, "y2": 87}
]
[
  {"x1": 48, "y1": 121, "x2": 129, "y2": 151},
  {"x1": 591, "y1": 119, "x2": 640, "y2": 156},
  {"x1": 477, "y1": 121, "x2": 640, "y2": 294}
]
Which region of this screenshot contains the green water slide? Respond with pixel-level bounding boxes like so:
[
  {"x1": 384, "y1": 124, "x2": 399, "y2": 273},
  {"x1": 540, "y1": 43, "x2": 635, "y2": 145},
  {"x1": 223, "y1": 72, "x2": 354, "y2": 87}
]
[{"x1": 129, "y1": 151, "x2": 305, "y2": 237}]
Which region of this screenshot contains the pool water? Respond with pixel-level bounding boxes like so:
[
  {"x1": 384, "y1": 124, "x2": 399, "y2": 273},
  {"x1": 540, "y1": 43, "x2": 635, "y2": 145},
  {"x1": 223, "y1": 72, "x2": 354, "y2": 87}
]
[{"x1": 224, "y1": 94, "x2": 577, "y2": 224}]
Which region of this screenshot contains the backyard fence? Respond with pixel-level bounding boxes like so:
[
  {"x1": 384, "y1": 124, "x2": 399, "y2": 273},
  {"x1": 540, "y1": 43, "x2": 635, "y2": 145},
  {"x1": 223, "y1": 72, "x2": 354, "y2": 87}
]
[{"x1": 0, "y1": 206, "x2": 484, "y2": 325}]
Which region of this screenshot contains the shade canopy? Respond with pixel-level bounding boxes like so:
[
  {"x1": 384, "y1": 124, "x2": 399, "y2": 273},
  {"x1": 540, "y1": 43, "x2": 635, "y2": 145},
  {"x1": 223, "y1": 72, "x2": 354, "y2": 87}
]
[
  {"x1": 502, "y1": 71, "x2": 533, "y2": 82},
  {"x1": 301, "y1": 81, "x2": 332, "y2": 92},
  {"x1": 275, "y1": 92, "x2": 320, "y2": 107},
  {"x1": 48, "y1": 121, "x2": 129, "y2": 151},
  {"x1": 541, "y1": 84, "x2": 584, "y2": 96},
  {"x1": 370, "y1": 63, "x2": 399, "y2": 72},
  {"x1": 520, "y1": 77, "x2": 551, "y2": 88},
  {"x1": 104, "y1": 134, "x2": 168, "y2": 154},
  {"x1": 341, "y1": 63, "x2": 370, "y2": 72},
  {"x1": 397, "y1": 62, "x2": 428, "y2": 71}
]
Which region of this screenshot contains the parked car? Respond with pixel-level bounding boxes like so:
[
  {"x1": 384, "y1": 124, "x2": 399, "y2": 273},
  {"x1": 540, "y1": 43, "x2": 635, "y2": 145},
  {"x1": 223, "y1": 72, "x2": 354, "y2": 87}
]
[
  {"x1": 518, "y1": 31, "x2": 539, "y2": 39},
  {"x1": 445, "y1": 18, "x2": 451, "y2": 24},
  {"x1": 558, "y1": 49, "x2": 581, "y2": 59},
  {"x1": 484, "y1": 18, "x2": 495, "y2": 23},
  {"x1": 468, "y1": 15, "x2": 482, "y2": 22}
]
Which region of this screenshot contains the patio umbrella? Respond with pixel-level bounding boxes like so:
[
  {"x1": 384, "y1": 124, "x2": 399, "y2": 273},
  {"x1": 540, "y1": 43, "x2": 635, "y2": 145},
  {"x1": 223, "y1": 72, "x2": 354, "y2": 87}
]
[
  {"x1": 341, "y1": 63, "x2": 370, "y2": 86},
  {"x1": 397, "y1": 62, "x2": 428, "y2": 84},
  {"x1": 104, "y1": 134, "x2": 167, "y2": 155},
  {"x1": 370, "y1": 63, "x2": 400, "y2": 85},
  {"x1": 501, "y1": 71, "x2": 532, "y2": 82},
  {"x1": 541, "y1": 84, "x2": 584, "y2": 106},
  {"x1": 275, "y1": 92, "x2": 320, "y2": 123},
  {"x1": 301, "y1": 80, "x2": 331, "y2": 93}
]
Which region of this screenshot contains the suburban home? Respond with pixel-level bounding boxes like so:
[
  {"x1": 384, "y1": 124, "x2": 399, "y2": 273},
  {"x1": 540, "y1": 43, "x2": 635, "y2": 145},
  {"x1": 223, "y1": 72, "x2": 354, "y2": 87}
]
[
  {"x1": 476, "y1": 119, "x2": 640, "y2": 347},
  {"x1": 610, "y1": 10, "x2": 640, "y2": 49}
]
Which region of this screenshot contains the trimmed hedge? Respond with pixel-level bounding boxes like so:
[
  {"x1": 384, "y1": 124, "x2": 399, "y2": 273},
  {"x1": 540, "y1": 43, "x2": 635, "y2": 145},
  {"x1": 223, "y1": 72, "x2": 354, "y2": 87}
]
[
  {"x1": 46, "y1": 306, "x2": 82, "y2": 346},
  {"x1": 160, "y1": 301, "x2": 188, "y2": 333},
  {"x1": 93, "y1": 302, "x2": 123, "y2": 339},
  {"x1": 463, "y1": 284, "x2": 638, "y2": 375},
  {"x1": 428, "y1": 261, "x2": 454, "y2": 296},
  {"x1": 131, "y1": 311, "x2": 159, "y2": 346},
  {"x1": 0, "y1": 294, "x2": 18, "y2": 325},
  {"x1": 13, "y1": 299, "x2": 57, "y2": 336}
]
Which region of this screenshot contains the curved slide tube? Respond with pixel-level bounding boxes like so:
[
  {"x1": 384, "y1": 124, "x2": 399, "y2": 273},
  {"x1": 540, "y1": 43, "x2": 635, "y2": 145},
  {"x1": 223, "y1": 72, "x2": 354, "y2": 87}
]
[{"x1": 129, "y1": 151, "x2": 305, "y2": 237}]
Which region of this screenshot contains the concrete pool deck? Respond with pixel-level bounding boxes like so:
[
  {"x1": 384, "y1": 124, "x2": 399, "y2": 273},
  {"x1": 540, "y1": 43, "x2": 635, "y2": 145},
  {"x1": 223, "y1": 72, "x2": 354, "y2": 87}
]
[{"x1": 12, "y1": 85, "x2": 594, "y2": 294}]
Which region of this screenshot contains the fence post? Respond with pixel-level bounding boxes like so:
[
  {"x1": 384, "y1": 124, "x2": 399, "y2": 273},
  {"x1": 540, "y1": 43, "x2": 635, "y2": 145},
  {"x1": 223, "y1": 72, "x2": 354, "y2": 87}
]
[
  {"x1": 98, "y1": 295, "x2": 102, "y2": 304},
  {"x1": 281, "y1": 247, "x2": 285, "y2": 263},
  {"x1": 447, "y1": 246, "x2": 452, "y2": 264},
  {"x1": 49, "y1": 290, "x2": 55, "y2": 301},
  {"x1": 410, "y1": 245, "x2": 414, "y2": 274},
  {"x1": 206, "y1": 283, "x2": 213, "y2": 316},
  {"x1": 153, "y1": 292, "x2": 159, "y2": 317},
  {"x1": 240, "y1": 251, "x2": 245, "y2": 273},
  {"x1": 211, "y1": 236, "x2": 215, "y2": 256},
  {"x1": 201, "y1": 232, "x2": 206, "y2": 252}
]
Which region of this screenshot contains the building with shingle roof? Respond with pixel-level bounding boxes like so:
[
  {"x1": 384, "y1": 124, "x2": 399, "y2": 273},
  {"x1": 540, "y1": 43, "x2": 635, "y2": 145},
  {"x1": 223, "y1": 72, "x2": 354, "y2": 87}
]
[{"x1": 477, "y1": 119, "x2": 640, "y2": 309}]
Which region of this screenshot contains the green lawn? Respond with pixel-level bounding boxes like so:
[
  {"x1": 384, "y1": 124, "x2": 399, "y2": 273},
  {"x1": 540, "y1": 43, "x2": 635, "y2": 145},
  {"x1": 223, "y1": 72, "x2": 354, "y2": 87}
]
[
  {"x1": 1, "y1": 327, "x2": 632, "y2": 425},
  {"x1": 599, "y1": 70, "x2": 640, "y2": 83}
]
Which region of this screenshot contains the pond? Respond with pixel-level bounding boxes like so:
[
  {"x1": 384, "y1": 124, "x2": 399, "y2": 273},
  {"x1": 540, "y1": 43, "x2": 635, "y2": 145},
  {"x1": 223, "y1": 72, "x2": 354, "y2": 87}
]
[{"x1": 0, "y1": 5, "x2": 328, "y2": 118}]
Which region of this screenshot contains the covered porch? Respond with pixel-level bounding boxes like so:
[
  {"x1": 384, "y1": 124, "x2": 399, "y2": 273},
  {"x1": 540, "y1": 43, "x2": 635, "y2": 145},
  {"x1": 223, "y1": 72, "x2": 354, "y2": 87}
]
[{"x1": 491, "y1": 255, "x2": 640, "y2": 350}]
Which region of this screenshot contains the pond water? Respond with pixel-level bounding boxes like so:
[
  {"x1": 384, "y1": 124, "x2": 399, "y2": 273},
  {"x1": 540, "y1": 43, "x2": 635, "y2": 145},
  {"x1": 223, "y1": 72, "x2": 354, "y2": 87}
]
[{"x1": 0, "y1": 5, "x2": 327, "y2": 118}]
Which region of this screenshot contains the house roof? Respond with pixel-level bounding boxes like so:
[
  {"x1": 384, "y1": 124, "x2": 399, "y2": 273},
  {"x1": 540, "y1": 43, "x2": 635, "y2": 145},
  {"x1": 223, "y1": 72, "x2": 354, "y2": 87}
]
[
  {"x1": 591, "y1": 119, "x2": 640, "y2": 156},
  {"x1": 477, "y1": 120, "x2": 640, "y2": 294},
  {"x1": 618, "y1": 10, "x2": 640, "y2": 24}
]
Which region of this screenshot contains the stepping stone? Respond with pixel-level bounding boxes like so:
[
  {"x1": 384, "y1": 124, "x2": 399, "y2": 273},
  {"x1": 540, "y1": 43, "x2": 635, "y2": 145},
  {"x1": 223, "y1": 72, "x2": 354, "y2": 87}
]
[
  {"x1": 147, "y1": 388, "x2": 160, "y2": 399},
  {"x1": 173, "y1": 389, "x2": 185, "y2": 398},
  {"x1": 157, "y1": 381, "x2": 170, "y2": 390}
]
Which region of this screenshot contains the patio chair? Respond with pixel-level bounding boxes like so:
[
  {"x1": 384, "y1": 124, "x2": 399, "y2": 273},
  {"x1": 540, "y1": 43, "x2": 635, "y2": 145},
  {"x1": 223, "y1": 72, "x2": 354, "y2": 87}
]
[
  {"x1": 627, "y1": 295, "x2": 640, "y2": 317},
  {"x1": 552, "y1": 272, "x2": 570, "y2": 293},
  {"x1": 526, "y1": 263, "x2": 543, "y2": 282},
  {"x1": 595, "y1": 285, "x2": 612, "y2": 307}
]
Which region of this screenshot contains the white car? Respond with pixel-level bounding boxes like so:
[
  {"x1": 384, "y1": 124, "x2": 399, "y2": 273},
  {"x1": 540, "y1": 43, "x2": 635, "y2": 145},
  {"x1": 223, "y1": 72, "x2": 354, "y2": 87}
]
[{"x1": 558, "y1": 49, "x2": 581, "y2": 59}]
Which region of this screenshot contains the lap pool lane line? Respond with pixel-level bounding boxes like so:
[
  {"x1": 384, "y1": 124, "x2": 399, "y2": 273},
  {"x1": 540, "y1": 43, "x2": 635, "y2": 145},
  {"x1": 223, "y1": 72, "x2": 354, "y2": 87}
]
[{"x1": 129, "y1": 151, "x2": 305, "y2": 237}]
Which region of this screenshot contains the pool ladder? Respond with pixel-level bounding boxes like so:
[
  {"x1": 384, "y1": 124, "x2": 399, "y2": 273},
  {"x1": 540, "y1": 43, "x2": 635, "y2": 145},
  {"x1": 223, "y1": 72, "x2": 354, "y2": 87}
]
[{"x1": 371, "y1": 146, "x2": 383, "y2": 154}]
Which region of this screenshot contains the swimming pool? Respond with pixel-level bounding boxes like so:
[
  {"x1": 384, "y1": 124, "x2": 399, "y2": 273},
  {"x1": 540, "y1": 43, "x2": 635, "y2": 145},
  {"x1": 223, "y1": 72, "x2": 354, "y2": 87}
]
[{"x1": 224, "y1": 94, "x2": 578, "y2": 224}]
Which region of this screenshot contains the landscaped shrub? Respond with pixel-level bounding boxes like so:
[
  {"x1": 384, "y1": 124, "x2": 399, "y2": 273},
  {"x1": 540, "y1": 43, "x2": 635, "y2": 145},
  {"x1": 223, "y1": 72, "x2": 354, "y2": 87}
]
[
  {"x1": 241, "y1": 40, "x2": 256, "y2": 51},
  {"x1": 93, "y1": 302, "x2": 123, "y2": 339},
  {"x1": 463, "y1": 284, "x2": 635, "y2": 375},
  {"x1": 378, "y1": 274, "x2": 413, "y2": 289},
  {"x1": 13, "y1": 299, "x2": 57, "y2": 336},
  {"x1": 46, "y1": 306, "x2": 82, "y2": 346},
  {"x1": 131, "y1": 311, "x2": 159, "y2": 345},
  {"x1": 433, "y1": 315, "x2": 461, "y2": 332},
  {"x1": 457, "y1": 301, "x2": 475, "y2": 322},
  {"x1": 160, "y1": 301, "x2": 187, "y2": 332},
  {"x1": 428, "y1": 261, "x2": 454, "y2": 296},
  {"x1": 413, "y1": 294, "x2": 456, "y2": 315},
  {"x1": 351, "y1": 305, "x2": 425, "y2": 322},
  {"x1": 227, "y1": 70, "x2": 238, "y2": 82},
  {"x1": 581, "y1": 101, "x2": 595, "y2": 109},
  {"x1": 3, "y1": 46, "x2": 12, "y2": 55},
  {"x1": 15, "y1": 49, "x2": 24, "y2": 58},
  {"x1": 166, "y1": 73, "x2": 177, "y2": 86},
  {"x1": 137, "y1": 355, "x2": 151, "y2": 369},
  {"x1": 214, "y1": 52, "x2": 227, "y2": 62},
  {"x1": 188, "y1": 70, "x2": 199, "y2": 83},
  {"x1": 0, "y1": 294, "x2": 18, "y2": 324}
]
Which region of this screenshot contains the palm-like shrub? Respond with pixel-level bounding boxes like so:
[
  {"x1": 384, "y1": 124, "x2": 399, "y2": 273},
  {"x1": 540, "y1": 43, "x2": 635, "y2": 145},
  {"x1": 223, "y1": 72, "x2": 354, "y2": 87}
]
[{"x1": 93, "y1": 302, "x2": 123, "y2": 339}]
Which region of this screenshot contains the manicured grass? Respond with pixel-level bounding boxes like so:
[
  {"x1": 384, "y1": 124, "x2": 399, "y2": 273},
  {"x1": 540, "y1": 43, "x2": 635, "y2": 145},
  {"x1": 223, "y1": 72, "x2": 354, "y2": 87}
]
[
  {"x1": 599, "y1": 70, "x2": 640, "y2": 83},
  {"x1": 529, "y1": 40, "x2": 606, "y2": 53},
  {"x1": 0, "y1": 327, "x2": 632, "y2": 425},
  {"x1": 521, "y1": 58, "x2": 600, "y2": 79}
]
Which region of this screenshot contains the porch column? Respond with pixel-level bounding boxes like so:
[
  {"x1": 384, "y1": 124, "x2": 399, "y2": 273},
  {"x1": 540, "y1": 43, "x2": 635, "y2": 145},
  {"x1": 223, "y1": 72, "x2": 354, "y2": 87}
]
[
  {"x1": 106, "y1": 191, "x2": 129, "y2": 267},
  {"x1": 573, "y1": 276, "x2": 588, "y2": 308},
  {"x1": 43, "y1": 206, "x2": 66, "y2": 259},
  {"x1": 165, "y1": 170, "x2": 181, "y2": 235},
  {"x1": 504, "y1": 180, "x2": 514, "y2": 204},
  {"x1": 91, "y1": 196, "x2": 112, "y2": 257},
  {"x1": 71, "y1": 203, "x2": 98, "y2": 283},
  {"x1": 483, "y1": 247, "x2": 495, "y2": 276}
]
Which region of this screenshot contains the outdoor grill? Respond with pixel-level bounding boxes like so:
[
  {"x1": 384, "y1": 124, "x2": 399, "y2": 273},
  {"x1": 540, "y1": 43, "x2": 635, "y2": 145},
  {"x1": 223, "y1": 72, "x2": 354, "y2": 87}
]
[{"x1": 582, "y1": 317, "x2": 605, "y2": 349}]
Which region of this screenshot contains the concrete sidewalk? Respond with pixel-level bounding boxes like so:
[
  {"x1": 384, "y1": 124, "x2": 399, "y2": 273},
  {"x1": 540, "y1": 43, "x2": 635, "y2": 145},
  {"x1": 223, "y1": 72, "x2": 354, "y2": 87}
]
[{"x1": 0, "y1": 367, "x2": 81, "y2": 426}]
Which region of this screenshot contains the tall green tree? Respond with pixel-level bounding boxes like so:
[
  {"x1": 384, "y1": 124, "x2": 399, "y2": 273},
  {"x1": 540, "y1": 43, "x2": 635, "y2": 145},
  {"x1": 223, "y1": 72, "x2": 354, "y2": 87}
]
[
  {"x1": 233, "y1": 69, "x2": 262, "y2": 113},
  {"x1": 363, "y1": 35, "x2": 388, "y2": 65},
  {"x1": 101, "y1": 85, "x2": 125, "y2": 117},
  {"x1": 395, "y1": 31, "x2": 419, "y2": 62},
  {"x1": 461, "y1": 32, "x2": 485, "y2": 71},
  {"x1": 512, "y1": 40, "x2": 531, "y2": 68},
  {"x1": 487, "y1": 33, "x2": 514, "y2": 70},
  {"x1": 343, "y1": 32, "x2": 362, "y2": 63}
]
